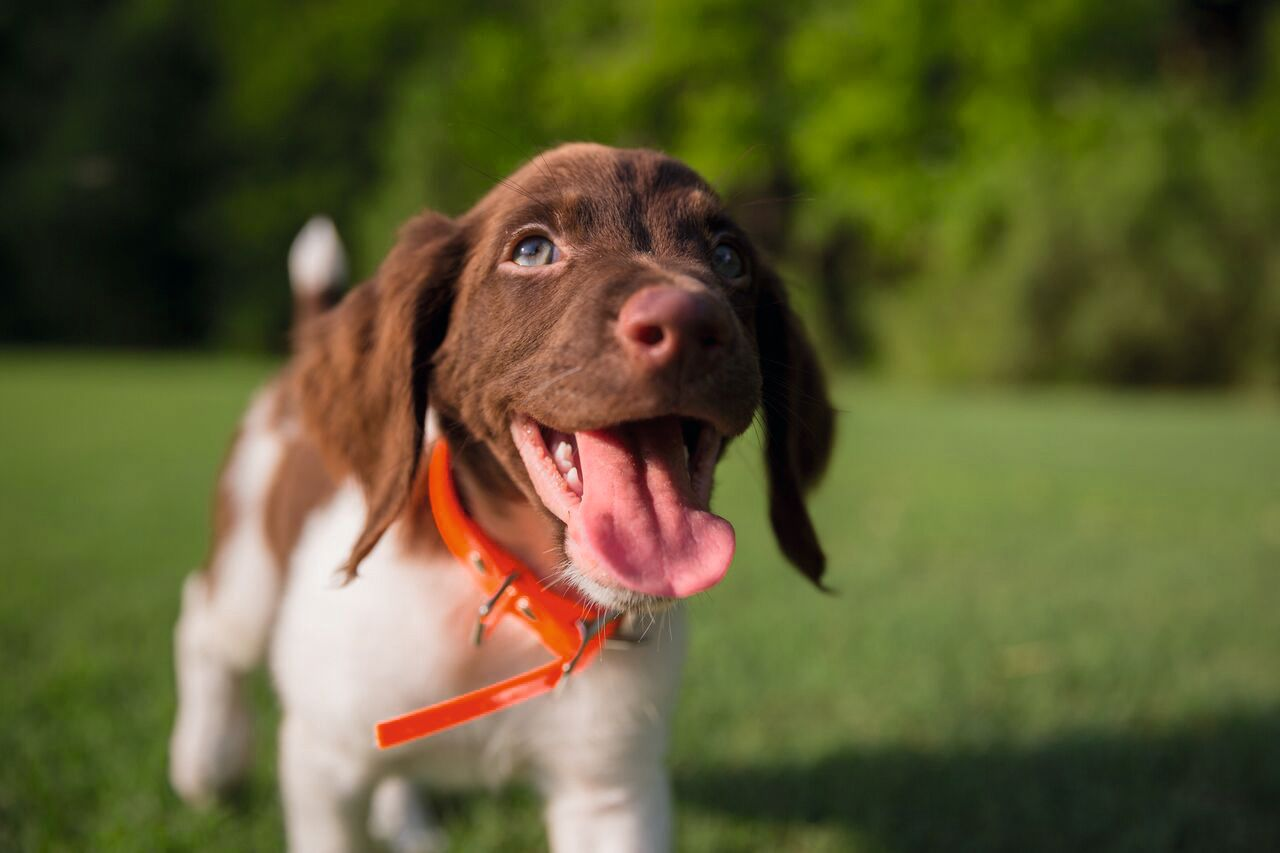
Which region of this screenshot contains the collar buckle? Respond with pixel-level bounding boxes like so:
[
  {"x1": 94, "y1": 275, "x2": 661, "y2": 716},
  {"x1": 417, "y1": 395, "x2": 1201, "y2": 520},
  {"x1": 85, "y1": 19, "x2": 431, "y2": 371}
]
[
  {"x1": 558, "y1": 611, "x2": 620, "y2": 683},
  {"x1": 375, "y1": 440, "x2": 624, "y2": 749},
  {"x1": 471, "y1": 572, "x2": 518, "y2": 646}
]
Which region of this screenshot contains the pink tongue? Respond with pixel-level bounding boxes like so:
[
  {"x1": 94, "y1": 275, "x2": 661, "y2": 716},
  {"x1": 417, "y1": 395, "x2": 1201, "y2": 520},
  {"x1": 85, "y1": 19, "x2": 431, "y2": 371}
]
[{"x1": 568, "y1": 419, "x2": 734, "y2": 597}]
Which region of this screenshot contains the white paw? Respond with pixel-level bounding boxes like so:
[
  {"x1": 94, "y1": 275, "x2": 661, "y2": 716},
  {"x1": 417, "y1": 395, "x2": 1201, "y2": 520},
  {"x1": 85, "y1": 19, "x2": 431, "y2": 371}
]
[
  {"x1": 168, "y1": 693, "x2": 252, "y2": 807},
  {"x1": 169, "y1": 582, "x2": 254, "y2": 807},
  {"x1": 369, "y1": 777, "x2": 448, "y2": 853}
]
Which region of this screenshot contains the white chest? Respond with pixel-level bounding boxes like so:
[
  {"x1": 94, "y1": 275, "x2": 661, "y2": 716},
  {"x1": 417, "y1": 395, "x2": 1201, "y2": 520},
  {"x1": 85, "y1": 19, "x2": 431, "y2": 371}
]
[{"x1": 270, "y1": 482, "x2": 687, "y2": 790}]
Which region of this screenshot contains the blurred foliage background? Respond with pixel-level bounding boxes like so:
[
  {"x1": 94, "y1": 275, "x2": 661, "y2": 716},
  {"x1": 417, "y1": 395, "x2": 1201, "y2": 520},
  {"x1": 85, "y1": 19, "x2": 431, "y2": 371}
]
[{"x1": 3, "y1": 0, "x2": 1279, "y2": 386}]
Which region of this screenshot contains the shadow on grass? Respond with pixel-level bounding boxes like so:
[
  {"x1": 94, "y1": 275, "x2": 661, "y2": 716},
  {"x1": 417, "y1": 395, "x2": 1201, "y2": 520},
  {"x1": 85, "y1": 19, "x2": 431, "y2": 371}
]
[{"x1": 677, "y1": 710, "x2": 1280, "y2": 852}]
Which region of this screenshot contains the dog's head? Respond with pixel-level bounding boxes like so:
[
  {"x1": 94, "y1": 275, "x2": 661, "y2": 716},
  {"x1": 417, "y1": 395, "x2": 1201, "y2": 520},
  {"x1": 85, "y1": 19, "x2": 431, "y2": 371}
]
[{"x1": 297, "y1": 143, "x2": 834, "y2": 611}]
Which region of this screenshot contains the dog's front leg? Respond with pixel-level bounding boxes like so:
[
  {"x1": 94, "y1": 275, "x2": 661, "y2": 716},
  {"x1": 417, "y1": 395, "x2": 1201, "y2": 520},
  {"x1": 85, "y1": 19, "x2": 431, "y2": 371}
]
[
  {"x1": 540, "y1": 762, "x2": 673, "y2": 853},
  {"x1": 279, "y1": 715, "x2": 375, "y2": 853}
]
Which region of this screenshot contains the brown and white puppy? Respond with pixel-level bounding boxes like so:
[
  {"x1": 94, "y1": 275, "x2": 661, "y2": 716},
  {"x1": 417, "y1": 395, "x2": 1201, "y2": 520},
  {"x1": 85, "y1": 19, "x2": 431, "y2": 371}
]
[{"x1": 169, "y1": 143, "x2": 833, "y2": 853}]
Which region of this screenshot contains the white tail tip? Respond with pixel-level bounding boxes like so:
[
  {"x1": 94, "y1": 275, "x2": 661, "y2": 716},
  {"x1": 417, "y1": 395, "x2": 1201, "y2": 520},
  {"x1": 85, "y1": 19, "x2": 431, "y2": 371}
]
[{"x1": 288, "y1": 215, "x2": 347, "y2": 296}]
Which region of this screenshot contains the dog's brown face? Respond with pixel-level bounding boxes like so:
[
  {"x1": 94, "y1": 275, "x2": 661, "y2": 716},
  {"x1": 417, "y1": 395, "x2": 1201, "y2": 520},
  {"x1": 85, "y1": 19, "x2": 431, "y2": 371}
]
[{"x1": 297, "y1": 144, "x2": 833, "y2": 611}]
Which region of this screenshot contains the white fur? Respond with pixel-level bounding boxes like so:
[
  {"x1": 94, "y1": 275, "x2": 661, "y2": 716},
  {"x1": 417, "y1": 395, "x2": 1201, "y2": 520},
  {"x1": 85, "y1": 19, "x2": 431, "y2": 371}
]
[
  {"x1": 288, "y1": 215, "x2": 347, "y2": 296},
  {"x1": 169, "y1": 387, "x2": 286, "y2": 803},
  {"x1": 172, "y1": 393, "x2": 687, "y2": 851},
  {"x1": 369, "y1": 777, "x2": 447, "y2": 853}
]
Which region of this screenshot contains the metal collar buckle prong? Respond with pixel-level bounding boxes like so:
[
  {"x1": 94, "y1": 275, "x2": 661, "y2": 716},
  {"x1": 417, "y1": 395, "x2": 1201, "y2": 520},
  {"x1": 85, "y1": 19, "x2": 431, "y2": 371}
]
[{"x1": 558, "y1": 612, "x2": 621, "y2": 684}]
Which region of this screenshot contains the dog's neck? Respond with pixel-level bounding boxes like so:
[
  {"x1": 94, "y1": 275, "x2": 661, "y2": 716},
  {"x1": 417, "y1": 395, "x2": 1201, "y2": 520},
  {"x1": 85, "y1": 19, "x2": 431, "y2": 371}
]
[
  {"x1": 432, "y1": 411, "x2": 563, "y2": 581},
  {"x1": 451, "y1": 461, "x2": 562, "y2": 579}
]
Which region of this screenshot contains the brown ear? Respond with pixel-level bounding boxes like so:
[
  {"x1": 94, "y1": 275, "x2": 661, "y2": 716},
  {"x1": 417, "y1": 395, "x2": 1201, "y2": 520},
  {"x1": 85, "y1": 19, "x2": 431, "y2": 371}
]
[
  {"x1": 756, "y1": 267, "x2": 836, "y2": 589},
  {"x1": 294, "y1": 211, "x2": 463, "y2": 579}
]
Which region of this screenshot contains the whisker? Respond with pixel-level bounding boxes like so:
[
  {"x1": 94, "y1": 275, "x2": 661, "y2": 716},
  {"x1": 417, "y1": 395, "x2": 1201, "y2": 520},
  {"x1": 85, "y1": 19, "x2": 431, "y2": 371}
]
[
  {"x1": 530, "y1": 365, "x2": 584, "y2": 396},
  {"x1": 451, "y1": 117, "x2": 554, "y2": 184},
  {"x1": 715, "y1": 142, "x2": 760, "y2": 187},
  {"x1": 458, "y1": 158, "x2": 557, "y2": 224}
]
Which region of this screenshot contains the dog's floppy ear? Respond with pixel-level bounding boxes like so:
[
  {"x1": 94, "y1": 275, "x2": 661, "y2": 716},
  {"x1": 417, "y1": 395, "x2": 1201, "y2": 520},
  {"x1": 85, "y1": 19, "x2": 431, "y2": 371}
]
[
  {"x1": 755, "y1": 265, "x2": 836, "y2": 589},
  {"x1": 295, "y1": 211, "x2": 463, "y2": 579}
]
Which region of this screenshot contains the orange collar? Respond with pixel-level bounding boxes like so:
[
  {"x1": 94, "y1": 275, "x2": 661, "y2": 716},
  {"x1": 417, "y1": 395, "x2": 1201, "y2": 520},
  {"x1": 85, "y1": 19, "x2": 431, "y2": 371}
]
[{"x1": 375, "y1": 440, "x2": 620, "y2": 749}]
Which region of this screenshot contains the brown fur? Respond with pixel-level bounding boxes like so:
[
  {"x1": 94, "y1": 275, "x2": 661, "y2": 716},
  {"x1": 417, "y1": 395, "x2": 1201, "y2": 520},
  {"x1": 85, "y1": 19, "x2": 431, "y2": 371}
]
[
  {"x1": 397, "y1": 449, "x2": 441, "y2": 553},
  {"x1": 202, "y1": 378, "x2": 350, "y2": 588},
  {"x1": 757, "y1": 267, "x2": 836, "y2": 586},
  {"x1": 201, "y1": 427, "x2": 241, "y2": 592},
  {"x1": 284, "y1": 143, "x2": 835, "y2": 588},
  {"x1": 293, "y1": 212, "x2": 462, "y2": 577},
  {"x1": 264, "y1": 436, "x2": 339, "y2": 573}
]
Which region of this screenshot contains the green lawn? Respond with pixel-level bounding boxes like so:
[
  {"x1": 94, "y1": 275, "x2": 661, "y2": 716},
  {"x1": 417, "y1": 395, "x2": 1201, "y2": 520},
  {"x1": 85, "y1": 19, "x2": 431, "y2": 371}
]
[{"x1": 2, "y1": 352, "x2": 1278, "y2": 852}]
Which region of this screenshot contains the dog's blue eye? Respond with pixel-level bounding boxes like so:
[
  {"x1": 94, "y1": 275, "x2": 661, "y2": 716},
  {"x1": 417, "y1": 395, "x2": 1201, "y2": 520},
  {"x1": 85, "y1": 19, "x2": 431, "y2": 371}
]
[
  {"x1": 513, "y1": 235, "x2": 557, "y2": 267},
  {"x1": 711, "y1": 242, "x2": 745, "y2": 279}
]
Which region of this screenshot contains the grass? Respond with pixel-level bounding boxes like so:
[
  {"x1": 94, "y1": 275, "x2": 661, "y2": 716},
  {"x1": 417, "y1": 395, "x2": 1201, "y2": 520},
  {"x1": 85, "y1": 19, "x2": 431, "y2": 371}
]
[{"x1": 2, "y1": 351, "x2": 1278, "y2": 851}]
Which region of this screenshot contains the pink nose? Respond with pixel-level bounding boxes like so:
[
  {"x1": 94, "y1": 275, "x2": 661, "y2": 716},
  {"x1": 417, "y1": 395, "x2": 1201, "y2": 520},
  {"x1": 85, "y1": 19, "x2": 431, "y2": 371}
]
[{"x1": 616, "y1": 286, "x2": 731, "y2": 371}]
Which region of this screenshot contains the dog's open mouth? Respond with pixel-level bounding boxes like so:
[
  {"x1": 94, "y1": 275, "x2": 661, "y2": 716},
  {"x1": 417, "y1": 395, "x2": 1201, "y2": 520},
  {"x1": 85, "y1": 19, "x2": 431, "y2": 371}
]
[{"x1": 510, "y1": 414, "x2": 734, "y2": 599}]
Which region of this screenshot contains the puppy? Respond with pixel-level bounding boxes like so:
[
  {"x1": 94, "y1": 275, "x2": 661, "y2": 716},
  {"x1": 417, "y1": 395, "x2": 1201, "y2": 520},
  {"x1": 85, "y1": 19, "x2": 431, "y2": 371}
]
[{"x1": 169, "y1": 143, "x2": 833, "y2": 852}]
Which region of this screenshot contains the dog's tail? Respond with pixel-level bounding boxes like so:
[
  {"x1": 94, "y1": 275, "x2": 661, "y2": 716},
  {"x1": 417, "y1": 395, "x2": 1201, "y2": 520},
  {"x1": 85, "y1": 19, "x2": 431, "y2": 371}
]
[{"x1": 287, "y1": 215, "x2": 347, "y2": 333}]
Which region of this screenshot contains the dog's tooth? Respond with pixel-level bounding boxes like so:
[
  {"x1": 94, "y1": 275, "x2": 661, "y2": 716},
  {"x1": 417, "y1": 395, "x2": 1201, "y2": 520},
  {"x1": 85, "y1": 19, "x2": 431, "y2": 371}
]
[
  {"x1": 554, "y1": 441, "x2": 575, "y2": 473},
  {"x1": 565, "y1": 466, "x2": 583, "y2": 496}
]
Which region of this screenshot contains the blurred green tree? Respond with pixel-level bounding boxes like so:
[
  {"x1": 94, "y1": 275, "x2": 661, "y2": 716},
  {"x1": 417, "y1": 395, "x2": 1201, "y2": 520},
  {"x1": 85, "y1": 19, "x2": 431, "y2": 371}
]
[
  {"x1": 2, "y1": 0, "x2": 1277, "y2": 385},
  {"x1": 0, "y1": 0, "x2": 217, "y2": 345}
]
